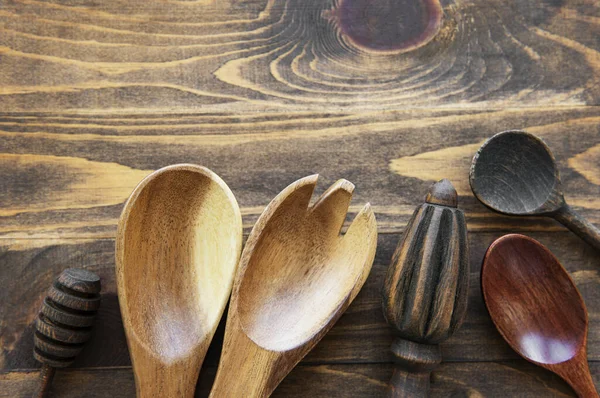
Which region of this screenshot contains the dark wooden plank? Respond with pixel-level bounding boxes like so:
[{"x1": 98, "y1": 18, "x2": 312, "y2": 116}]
[
  {"x1": 2, "y1": 1, "x2": 599, "y2": 396},
  {"x1": 0, "y1": 0, "x2": 598, "y2": 111},
  {"x1": 1, "y1": 107, "x2": 600, "y2": 239},
  {"x1": 1, "y1": 361, "x2": 595, "y2": 397},
  {"x1": 2, "y1": 230, "x2": 599, "y2": 370}
]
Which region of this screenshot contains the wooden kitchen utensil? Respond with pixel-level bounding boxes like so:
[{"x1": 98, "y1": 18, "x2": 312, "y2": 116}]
[
  {"x1": 482, "y1": 234, "x2": 598, "y2": 398},
  {"x1": 33, "y1": 268, "x2": 101, "y2": 398},
  {"x1": 209, "y1": 175, "x2": 378, "y2": 398},
  {"x1": 382, "y1": 179, "x2": 469, "y2": 397},
  {"x1": 116, "y1": 164, "x2": 243, "y2": 397},
  {"x1": 470, "y1": 130, "x2": 600, "y2": 251}
]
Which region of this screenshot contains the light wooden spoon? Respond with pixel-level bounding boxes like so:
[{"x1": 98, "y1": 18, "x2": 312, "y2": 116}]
[
  {"x1": 116, "y1": 164, "x2": 242, "y2": 397},
  {"x1": 209, "y1": 175, "x2": 378, "y2": 397}
]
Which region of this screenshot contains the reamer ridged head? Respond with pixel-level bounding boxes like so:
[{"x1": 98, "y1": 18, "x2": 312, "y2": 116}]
[{"x1": 382, "y1": 179, "x2": 469, "y2": 344}]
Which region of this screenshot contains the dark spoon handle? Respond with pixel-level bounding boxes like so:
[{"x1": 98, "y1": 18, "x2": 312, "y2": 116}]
[{"x1": 553, "y1": 204, "x2": 600, "y2": 251}]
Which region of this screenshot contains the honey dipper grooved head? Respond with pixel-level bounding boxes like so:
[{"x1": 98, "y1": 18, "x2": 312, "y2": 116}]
[{"x1": 34, "y1": 268, "x2": 101, "y2": 368}]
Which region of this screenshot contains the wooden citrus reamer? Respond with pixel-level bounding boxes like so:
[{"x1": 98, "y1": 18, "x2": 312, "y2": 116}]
[{"x1": 382, "y1": 179, "x2": 469, "y2": 397}]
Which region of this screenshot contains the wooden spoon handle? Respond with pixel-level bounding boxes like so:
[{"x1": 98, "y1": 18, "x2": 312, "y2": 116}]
[
  {"x1": 560, "y1": 354, "x2": 599, "y2": 398},
  {"x1": 129, "y1": 344, "x2": 203, "y2": 398},
  {"x1": 553, "y1": 205, "x2": 600, "y2": 251},
  {"x1": 386, "y1": 339, "x2": 441, "y2": 398},
  {"x1": 210, "y1": 319, "x2": 280, "y2": 398}
]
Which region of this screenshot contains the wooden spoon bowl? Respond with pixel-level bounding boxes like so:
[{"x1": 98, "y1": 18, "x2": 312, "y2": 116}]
[
  {"x1": 481, "y1": 234, "x2": 598, "y2": 397},
  {"x1": 116, "y1": 164, "x2": 242, "y2": 397},
  {"x1": 470, "y1": 130, "x2": 600, "y2": 251},
  {"x1": 210, "y1": 175, "x2": 378, "y2": 397},
  {"x1": 470, "y1": 130, "x2": 559, "y2": 215}
]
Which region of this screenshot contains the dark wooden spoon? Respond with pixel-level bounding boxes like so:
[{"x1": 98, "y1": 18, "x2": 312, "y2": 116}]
[
  {"x1": 470, "y1": 130, "x2": 600, "y2": 251},
  {"x1": 481, "y1": 234, "x2": 598, "y2": 397}
]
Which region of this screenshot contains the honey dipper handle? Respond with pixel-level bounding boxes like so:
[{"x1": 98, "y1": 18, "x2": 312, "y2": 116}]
[
  {"x1": 34, "y1": 364, "x2": 55, "y2": 398},
  {"x1": 386, "y1": 339, "x2": 441, "y2": 398}
]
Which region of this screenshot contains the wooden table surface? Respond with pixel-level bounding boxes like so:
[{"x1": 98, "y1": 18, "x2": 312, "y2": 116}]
[{"x1": 1, "y1": 0, "x2": 599, "y2": 396}]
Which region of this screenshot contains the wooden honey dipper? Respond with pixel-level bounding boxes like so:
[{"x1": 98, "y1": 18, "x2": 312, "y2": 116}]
[{"x1": 33, "y1": 268, "x2": 101, "y2": 397}]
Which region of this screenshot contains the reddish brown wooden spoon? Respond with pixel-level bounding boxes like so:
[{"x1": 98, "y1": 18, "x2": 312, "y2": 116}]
[{"x1": 481, "y1": 234, "x2": 598, "y2": 398}]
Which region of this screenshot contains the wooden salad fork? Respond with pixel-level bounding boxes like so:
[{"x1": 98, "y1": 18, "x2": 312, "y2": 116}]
[
  {"x1": 209, "y1": 175, "x2": 378, "y2": 397},
  {"x1": 116, "y1": 164, "x2": 243, "y2": 397}
]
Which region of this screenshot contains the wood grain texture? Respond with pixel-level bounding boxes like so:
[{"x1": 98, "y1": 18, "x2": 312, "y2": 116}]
[
  {"x1": 1, "y1": 0, "x2": 599, "y2": 395},
  {"x1": 0, "y1": 0, "x2": 598, "y2": 111},
  {"x1": 1, "y1": 361, "x2": 597, "y2": 397},
  {"x1": 210, "y1": 176, "x2": 377, "y2": 397},
  {"x1": 1, "y1": 107, "x2": 600, "y2": 239}
]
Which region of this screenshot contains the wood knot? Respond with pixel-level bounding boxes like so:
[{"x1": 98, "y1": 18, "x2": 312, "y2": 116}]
[
  {"x1": 34, "y1": 268, "x2": 101, "y2": 368},
  {"x1": 325, "y1": 0, "x2": 443, "y2": 53}
]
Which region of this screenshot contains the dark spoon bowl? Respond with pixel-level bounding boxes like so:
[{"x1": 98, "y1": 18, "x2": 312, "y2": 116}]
[
  {"x1": 470, "y1": 130, "x2": 600, "y2": 251},
  {"x1": 470, "y1": 130, "x2": 562, "y2": 215},
  {"x1": 482, "y1": 234, "x2": 598, "y2": 397}
]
